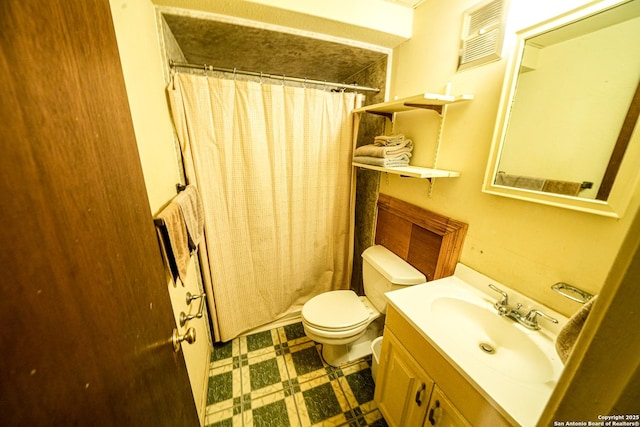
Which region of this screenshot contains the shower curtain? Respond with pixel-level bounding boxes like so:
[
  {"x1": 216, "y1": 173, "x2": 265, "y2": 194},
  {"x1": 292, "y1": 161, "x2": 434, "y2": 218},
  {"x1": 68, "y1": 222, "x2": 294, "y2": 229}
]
[{"x1": 167, "y1": 73, "x2": 363, "y2": 341}]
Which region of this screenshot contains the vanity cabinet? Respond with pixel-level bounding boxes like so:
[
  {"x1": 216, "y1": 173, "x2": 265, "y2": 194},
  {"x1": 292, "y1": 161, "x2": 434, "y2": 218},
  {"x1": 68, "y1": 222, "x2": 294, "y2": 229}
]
[
  {"x1": 376, "y1": 329, "x2": 469, "y2": 427},
  {"x1": 375, "y1": 305, "x2": 514, "y2": 427},
  {"x1": 375, "y1": 328, "x2": 434, "y2": 426}
]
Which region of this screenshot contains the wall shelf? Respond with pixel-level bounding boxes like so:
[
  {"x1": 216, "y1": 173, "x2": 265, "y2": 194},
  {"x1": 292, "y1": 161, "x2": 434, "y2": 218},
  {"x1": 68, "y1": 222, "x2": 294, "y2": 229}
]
[
  {"x1": 352, "y1": 89, "x2": 473, "y2": 192},
  {"x1": 353, "y1": 92, "x2": 474, "y2": 118},
  {"x1": 352, "y1": 162, "x2": 460, "y2": 179}
]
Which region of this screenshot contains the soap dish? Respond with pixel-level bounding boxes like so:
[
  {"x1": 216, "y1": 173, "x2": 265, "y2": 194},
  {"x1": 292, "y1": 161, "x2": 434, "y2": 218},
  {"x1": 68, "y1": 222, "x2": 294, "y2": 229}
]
[{"x1": 551, "y1": 282, "x2": 594, "y2": 304}]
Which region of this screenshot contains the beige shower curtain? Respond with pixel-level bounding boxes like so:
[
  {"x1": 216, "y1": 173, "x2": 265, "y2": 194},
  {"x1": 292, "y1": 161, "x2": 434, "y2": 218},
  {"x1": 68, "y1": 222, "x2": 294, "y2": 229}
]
[{"x1": 168, "y1": 73, "x2": 362, "y2": 341}]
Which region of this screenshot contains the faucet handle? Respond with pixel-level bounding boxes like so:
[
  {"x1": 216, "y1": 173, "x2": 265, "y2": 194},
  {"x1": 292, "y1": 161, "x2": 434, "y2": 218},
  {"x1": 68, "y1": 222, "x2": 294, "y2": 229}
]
[
  {"x1": 488, "y1": 284, "x2": 509, "y2": 313},
  {"x1": 522, "y1": 309, "x2": 559, "y2": 329}
]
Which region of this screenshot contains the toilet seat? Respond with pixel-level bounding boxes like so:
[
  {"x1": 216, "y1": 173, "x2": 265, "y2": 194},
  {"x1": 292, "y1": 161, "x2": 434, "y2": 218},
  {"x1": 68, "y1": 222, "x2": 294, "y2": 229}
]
[
  {"x1": 303, "y1": 320, "x2": 369, "y2": 341},
  {"x1": 302, "y1": 290, "x2": 370, "y2": 332}
]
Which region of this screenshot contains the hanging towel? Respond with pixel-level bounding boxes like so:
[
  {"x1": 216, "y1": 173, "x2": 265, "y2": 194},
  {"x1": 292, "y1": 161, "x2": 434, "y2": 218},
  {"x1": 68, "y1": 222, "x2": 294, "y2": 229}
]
[
  {"x1": 174, "y1": 185, "x2": 204, "y2": 250},
  {"x1": 156, "y1": 202, "x2": 190, "y2": 285},
  {"x1": 353, "y1": 154, "x2": 411, "y2": 167},
  {"x1": 542, "y1": 179, "x2": 582, "y2": 197},
  {"x1": 354, "y1": 140, "x2": 414, "y2": 158},
  {"x1": 555, "y1": 296, "x2": 598, "y2": 363},
  {"x1": 495, "y1": 172, "x2": 545, "y2": 191}
]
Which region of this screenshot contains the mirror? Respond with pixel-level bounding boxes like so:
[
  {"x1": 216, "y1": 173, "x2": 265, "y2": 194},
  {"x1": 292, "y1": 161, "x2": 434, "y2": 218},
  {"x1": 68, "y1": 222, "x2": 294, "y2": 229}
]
[{"x1": 484, "y1": 0, "x2": 640, "y2": 217}]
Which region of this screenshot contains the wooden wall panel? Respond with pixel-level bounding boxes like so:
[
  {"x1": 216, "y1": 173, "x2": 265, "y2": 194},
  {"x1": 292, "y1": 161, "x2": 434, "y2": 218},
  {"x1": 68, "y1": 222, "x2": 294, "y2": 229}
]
[
  {"x1": 375, "y1": 194, "x2": 468, "y2": 281},
  {"x1": 407, "y1": 225, "x2": 442, "y2": 281},
  {"x1": 375, "y1": 208, "x2": 413, "y2": 259}
]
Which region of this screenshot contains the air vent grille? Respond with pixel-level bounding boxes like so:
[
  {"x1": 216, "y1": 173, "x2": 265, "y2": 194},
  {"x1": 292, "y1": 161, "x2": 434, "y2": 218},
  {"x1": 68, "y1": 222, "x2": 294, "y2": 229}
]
[
  {"x1": 468, "y1": 0, "x2": 502, "y2": 35},
  {"x1": 462, "y1": 28, "x2": 499, "y2": 63},
  {"x1": 458, "y1": 0, "x2": 506, "y2": 71}
]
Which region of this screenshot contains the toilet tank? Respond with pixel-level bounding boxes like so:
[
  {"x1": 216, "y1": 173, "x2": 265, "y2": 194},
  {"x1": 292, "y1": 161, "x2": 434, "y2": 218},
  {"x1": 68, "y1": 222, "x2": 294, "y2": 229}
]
[{"x1": 362, "y1": 245, "x2": 426, "y2": 313}]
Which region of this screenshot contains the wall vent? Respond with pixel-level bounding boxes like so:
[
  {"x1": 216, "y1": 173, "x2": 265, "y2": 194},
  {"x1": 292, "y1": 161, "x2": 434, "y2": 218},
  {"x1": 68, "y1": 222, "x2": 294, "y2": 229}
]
[{"x1": 458, "y1": 0, "x2": 507, "y2": 71}]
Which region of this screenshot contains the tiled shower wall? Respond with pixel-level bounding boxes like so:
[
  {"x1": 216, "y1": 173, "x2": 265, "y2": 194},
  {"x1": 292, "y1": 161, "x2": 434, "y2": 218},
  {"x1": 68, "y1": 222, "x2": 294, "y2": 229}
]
[{"x1": 346, "y1": 59, "x2": 387, "y2": 295}]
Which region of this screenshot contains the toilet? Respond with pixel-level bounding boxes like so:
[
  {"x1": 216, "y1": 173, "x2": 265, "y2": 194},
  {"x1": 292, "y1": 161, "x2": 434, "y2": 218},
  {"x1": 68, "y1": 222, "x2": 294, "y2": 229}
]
[{"x1": 302, "y1": 245, "x2": 426, "y2": 366}]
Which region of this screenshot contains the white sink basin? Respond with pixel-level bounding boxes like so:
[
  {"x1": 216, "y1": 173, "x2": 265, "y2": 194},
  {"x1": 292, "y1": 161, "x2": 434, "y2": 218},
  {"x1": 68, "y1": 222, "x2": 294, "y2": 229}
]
[
  {"x1": 429, "y1": 296, "x2": 554, "y2": 383},
  {"x1": 384, "y1": 263, "x2": 566, "y2": 427}
]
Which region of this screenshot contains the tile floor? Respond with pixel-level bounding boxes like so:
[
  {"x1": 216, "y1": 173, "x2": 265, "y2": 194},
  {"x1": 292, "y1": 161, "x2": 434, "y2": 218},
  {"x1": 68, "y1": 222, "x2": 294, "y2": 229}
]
[{"x1": 205, "y1": 322, "x2": 388, "y2": 427}]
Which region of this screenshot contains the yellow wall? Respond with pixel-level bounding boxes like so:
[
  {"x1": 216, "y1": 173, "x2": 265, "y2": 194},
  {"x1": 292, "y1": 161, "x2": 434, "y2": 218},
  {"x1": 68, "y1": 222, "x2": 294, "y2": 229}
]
[{"x1": 385, "y1": 0, "x2": 640, "y2": 316}]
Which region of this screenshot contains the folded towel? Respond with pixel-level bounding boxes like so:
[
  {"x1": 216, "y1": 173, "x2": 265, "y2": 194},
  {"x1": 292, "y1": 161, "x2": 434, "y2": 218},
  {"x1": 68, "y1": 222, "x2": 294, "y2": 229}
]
[
  {"x1": 174, "y1": 185, "x2": 204, "y2": 250},
  {"x1": 374, "y1": 134, "x2": 406, "y2": 147},
  {"x1": 542, "y1": 179, "x2": 581, "y2": 197},
  {"x1": 495, "y1": 172, "x2": 545, "y2": 191},
  {"x1": 555, "y1": 296, "x2": 598, "y2": 363},
  {"x1": 156, "y1": 202, "x2": 190, "y2": 285},
  {"x1": 354, "y1": 154, "x2": 410, "y2": 167},
  {"x1": 354, "y1": 140, "x2": 413, "y2": 158}
]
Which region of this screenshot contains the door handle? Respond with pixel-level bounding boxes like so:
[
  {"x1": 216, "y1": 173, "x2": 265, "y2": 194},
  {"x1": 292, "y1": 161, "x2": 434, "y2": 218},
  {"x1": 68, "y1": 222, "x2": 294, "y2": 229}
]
[{"x1": 172, "y1": 327, "x2": 196, "y2": 352}]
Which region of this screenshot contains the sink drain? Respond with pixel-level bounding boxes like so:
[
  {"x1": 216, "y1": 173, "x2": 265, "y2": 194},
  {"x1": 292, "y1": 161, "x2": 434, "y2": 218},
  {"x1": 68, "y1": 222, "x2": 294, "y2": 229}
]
[{"x1": 479, "y1": 342, "x2": 495, "y2": 354}]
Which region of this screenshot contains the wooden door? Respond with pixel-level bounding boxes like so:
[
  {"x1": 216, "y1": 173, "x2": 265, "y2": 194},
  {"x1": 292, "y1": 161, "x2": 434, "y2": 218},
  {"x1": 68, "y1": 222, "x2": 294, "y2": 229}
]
[{"x1": 0, "y1": 1, "x2": 199, "y2": 425}]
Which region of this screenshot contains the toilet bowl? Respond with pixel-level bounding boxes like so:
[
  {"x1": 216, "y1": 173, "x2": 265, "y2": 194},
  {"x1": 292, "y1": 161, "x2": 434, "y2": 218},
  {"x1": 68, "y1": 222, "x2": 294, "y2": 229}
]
[
  {"x1": 302, "y1": 290, "x2": 380, "y2": 344},
  {"x1": 302, "y1": 245, "x2": 426, "y2": 366}
]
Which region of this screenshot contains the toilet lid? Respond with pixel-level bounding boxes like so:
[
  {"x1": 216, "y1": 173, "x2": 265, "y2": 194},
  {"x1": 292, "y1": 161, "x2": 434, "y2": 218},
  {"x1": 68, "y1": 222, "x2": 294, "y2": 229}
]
[{"x1": 302, "y1": 290, "x2": 370, "y2": 331}]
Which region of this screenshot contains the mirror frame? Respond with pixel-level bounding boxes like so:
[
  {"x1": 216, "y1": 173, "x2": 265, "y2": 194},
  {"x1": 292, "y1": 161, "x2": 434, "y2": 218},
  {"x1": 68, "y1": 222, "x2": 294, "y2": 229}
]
[{"x1": 483, "y1": 0, "x2": 640, "y2": 218}]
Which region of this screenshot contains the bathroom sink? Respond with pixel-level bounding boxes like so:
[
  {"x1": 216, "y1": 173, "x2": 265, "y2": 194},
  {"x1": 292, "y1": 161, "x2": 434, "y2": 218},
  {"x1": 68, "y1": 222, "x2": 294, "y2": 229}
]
[
  {"x1": 384, "y1": 263, "x2": 566, "y2": 426},
  {"x1": 429, "y1": 297, "x2": 554, "y2": 383}
]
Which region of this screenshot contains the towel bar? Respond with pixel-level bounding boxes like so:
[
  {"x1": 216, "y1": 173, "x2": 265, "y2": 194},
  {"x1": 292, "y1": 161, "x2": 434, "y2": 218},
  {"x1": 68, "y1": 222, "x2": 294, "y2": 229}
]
[
  {"x1": 153, "y1": 183, "x2": 189, "y2": 227},
  {"x1": 180, "y1": 293, "x2": 206, "y2": 326}
]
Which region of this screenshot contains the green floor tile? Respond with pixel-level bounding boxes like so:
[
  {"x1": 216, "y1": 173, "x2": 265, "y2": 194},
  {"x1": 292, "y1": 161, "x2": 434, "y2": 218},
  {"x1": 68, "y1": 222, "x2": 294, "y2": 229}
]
[
  {"x1": 247, "y1": 330, "x2": 274, "y2": 352},
  {"x1": 206, "y1": 419, "x2": 233, "y2": 427},
  {"x1": 206, "y1": 323, "x2": 385, "y2": 426},
  {"x1": 283, "y1": 322, "x2": 306, "y2": 341},
  {"x1": 302, "y1": 382, "x2": 343, "y2": 424},
  {"x1": 207, "y1": 371, "x2": 233, "y2": 405},
  {"x1": 290, "y1": 345, "x2": 324, "y2": 376},
  {"x1": 345, "y1": 369, "x2": 375, "y2": 404},
  {"x1": 249, "y1": 358, "x2": 283, "y2": 390},
  {"x1": 252, "y1": 399, "x2": 292, "y2": 427},
  {"x1": 212, "y1": 340, "x2": 233, "y2": 362}
]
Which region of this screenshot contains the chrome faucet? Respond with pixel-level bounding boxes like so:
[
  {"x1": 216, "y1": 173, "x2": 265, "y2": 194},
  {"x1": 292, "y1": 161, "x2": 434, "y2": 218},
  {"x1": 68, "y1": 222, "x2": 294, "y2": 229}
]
[
  {"x1": 488, "y1": 284, "x2": 558, "y2": 330},
  {"x1": 519, "y1": 309, "x2": 559, "y2": 330},
  {"x1": 488, "y1": 284, "x2": 510, "y2": 315}
]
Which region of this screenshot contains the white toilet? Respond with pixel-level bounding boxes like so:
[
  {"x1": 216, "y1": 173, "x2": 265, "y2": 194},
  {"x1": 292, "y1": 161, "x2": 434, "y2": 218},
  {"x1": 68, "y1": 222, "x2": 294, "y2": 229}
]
[{"x1": 302, "y1": 245, "x2": 426, "y2": 366}]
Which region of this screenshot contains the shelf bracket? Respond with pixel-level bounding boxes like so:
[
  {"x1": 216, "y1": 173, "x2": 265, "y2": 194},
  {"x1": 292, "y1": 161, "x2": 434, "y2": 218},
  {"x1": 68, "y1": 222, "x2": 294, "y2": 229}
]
[
  {"x1": 365, "y1": 111, "x2": 394, "y2": 120},
  {"x1": 427, "y1": 177, "x2": 434, "y2": 198},
  {"x1": 404, "y1": 103, "x2": 443, "y2": 116},
  {"x1": 432, "y1": 83, "x2": 451, "y2": 172}
]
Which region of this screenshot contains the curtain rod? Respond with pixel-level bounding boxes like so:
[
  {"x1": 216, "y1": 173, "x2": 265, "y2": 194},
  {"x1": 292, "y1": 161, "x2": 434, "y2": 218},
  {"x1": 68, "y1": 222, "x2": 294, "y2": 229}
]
[{"x1": 169, "y1": 59, "x2": 380, "y2": 93}]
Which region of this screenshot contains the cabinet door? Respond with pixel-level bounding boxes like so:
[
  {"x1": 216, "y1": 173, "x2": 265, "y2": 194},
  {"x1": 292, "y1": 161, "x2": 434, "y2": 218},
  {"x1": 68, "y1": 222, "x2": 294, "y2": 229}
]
[
  {"x1": 424, "y1": 386, "x2": 471, "y2": 427},
  {"x1": 375, "y1": 330, "x2": 434, "y2": 427}
]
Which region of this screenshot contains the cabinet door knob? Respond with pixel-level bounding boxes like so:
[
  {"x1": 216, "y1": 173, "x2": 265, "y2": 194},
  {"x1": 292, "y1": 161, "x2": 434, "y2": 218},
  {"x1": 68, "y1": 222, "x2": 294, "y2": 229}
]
[
  {"x1": 415, "y1": 382, "x2": 426, "y2": 406},
  {"x1": 428, "y1": 399, "x2": 441, "y2": 425}
]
